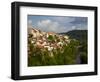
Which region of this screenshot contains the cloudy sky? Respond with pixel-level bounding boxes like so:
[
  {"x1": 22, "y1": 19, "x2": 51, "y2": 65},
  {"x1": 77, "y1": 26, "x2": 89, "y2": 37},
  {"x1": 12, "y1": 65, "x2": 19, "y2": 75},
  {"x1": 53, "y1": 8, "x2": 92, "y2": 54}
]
[{"x1": 28, "y1": 15, "x2": 88, "y2": 33}]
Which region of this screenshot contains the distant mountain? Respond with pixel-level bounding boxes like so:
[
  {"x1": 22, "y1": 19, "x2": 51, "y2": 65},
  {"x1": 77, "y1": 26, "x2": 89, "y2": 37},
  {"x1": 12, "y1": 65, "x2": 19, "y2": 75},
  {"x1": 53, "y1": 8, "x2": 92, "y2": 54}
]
[{"x1": 59, "y1": 30, "x2": 87, "y2": 43}]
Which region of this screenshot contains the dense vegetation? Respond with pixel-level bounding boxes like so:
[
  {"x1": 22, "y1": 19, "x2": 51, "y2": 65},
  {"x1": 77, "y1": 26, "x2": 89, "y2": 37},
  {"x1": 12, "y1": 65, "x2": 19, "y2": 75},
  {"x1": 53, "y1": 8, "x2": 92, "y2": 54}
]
[
  {"x1": 60, "y1": 30, "x2": 88, "y2": 64},
  {"x1": 28, "y1": 39, "x2": 80, "y2": 66},
  {"x1": 60, "y1": 30, "x2": 87, "y2": 42}
]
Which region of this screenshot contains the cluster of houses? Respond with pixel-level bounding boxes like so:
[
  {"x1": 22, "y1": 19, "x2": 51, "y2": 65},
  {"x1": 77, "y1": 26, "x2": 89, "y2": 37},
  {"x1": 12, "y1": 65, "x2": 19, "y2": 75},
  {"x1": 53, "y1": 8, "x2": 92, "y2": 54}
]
[{"x1": 28, "y1": 26, "x2": 70, "y2": 57}]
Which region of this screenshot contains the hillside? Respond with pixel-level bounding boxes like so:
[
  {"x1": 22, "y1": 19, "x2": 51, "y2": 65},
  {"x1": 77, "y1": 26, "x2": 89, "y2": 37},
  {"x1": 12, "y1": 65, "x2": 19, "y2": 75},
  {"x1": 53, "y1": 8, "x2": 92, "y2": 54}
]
[
  {"x1": 28, "y1": 27, "x2": 83, "y2": 66},
  {"x1": 28, "y1": 27, "x2": 70, "y2": 51},
  {"x1": 59, "y1": 30, "x2": 88, "y2": 64},
  {"x1": 60, "y1": 30, "x2": 87, "y2": 43}
]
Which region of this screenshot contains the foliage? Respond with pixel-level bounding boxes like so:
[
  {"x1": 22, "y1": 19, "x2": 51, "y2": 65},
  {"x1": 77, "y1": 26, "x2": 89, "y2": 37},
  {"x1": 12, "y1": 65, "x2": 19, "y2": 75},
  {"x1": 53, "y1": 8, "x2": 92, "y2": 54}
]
[
  {"x1": 28, "y1": 29, "x2": 88, "y2": 66},
  {"x1": 28, "y1": 39, "x2": 80, "y2": 66},
  {"x1": 60, "y1": 30, "x2": 87, "y2": 43}
]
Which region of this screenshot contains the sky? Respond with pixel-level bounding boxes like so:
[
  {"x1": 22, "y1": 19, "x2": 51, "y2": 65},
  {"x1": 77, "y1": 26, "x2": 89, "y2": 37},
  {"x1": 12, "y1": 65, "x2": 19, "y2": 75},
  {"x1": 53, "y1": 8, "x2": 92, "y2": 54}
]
[{"x1": 28, "y1": 15, "x2": 88, "y2": 33}]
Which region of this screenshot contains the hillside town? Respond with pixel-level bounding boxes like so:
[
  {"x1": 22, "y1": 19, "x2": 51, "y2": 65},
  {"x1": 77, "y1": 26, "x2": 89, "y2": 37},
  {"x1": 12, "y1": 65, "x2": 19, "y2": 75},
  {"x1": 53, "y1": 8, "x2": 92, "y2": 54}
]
[{"x1": 28, "y1": 26, "x2": 70, "y2": 57}]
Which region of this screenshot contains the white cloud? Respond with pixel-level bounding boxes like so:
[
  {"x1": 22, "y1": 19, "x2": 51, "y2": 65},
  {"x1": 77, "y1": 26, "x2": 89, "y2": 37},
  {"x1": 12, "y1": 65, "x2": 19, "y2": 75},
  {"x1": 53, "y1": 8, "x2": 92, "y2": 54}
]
[
  {"x1": 71, "y1": 26, "x2": 76, "y2": 30},
  {"x1": 37, "y1": 19, "x2": 66, "y2": 33},
  {"x1": 70, "y1": 24, "x2": 87, "y2": 31},
  {"x1": 28, "y1": 20, "x2": 32, "y2": 25}
]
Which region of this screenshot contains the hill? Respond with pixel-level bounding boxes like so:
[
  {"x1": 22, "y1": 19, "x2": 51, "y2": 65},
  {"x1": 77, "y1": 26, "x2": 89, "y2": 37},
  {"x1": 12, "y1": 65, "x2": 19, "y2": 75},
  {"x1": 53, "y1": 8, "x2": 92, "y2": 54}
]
[
  {"x1": 28, "y1": 26, "x2": 88, "y2": 66},
  {"x1": 60, "y1": 30, "x2": 87, "y2": 43}
]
